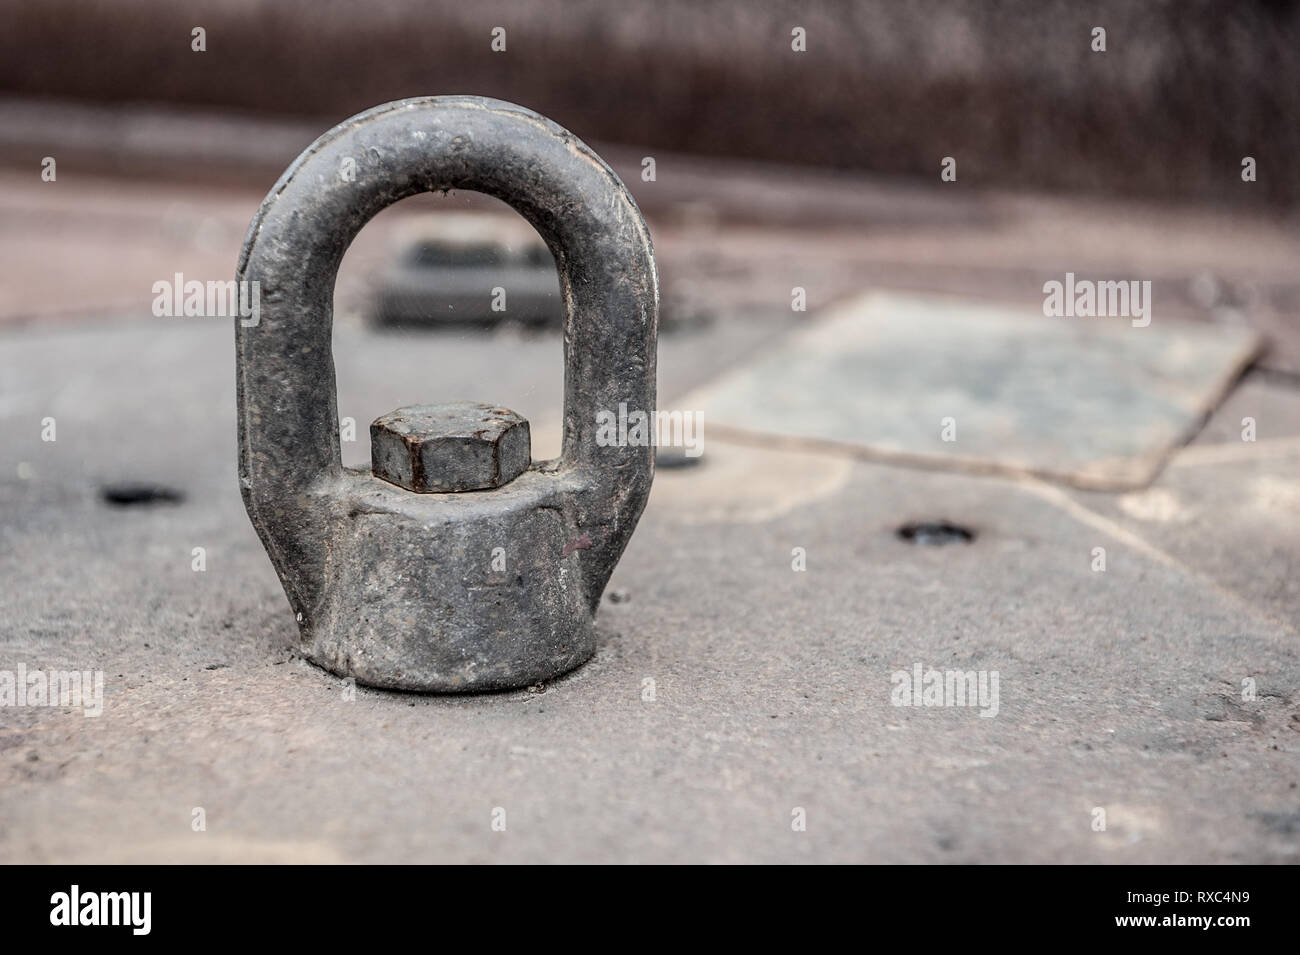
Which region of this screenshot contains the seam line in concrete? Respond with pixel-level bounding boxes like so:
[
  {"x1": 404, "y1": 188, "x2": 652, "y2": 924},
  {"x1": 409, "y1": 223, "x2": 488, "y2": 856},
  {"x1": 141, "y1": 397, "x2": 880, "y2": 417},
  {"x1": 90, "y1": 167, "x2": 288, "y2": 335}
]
[{"x1": 1020, "y1": 477, "x2": 1299, "y2": 639}]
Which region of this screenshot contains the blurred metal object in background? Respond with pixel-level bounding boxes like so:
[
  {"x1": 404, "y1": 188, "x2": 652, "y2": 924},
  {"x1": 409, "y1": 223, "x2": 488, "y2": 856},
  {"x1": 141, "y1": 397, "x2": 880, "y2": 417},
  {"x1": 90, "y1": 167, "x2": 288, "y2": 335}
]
[
  {"x1": 372, "y1": 229, "x2": 560, "y2": 328},
  {"x1": 369, "y1": 215, "x2": 712, "y2": 333}
]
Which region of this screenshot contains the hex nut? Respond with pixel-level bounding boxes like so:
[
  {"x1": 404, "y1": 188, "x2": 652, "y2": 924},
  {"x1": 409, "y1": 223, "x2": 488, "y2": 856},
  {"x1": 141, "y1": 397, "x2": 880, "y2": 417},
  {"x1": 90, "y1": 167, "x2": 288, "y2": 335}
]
[{"x1": 370, "y1": 401, "x2": 531, "y2": 492}]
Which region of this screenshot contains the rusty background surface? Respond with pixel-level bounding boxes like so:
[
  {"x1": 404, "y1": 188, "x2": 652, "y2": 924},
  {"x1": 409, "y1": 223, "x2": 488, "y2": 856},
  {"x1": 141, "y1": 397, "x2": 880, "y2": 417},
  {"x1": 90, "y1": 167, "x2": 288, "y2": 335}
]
[{"x1": 1, "y1": 0, "x2": 1298, "y2": 208}]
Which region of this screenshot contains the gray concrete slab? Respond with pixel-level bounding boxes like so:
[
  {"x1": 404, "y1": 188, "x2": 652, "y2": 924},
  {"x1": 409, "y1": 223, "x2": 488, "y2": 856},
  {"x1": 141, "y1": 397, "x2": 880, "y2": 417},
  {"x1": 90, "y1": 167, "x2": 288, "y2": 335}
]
[
  {"x1": 1, "y1": 316, "x2": 1296, "y2": 863},
  {"x1": 681, "y1": 291, "x2": 1261, "y2": 490},
  {"x1": 1066, "y1": 375, "x2": 1300, "y2": 626}
]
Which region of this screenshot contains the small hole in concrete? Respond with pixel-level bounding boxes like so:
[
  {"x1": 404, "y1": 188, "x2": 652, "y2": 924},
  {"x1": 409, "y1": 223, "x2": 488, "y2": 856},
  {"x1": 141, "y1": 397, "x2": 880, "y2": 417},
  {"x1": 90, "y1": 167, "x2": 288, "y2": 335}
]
[
  {"x1": 100, "y1": 483, "x2": 185, "y2": 507},
  {"x1": 655, "y1": 447, "x2": 703, "y2": 470},
  {"x1": 896, "y1": 521, "x2": 974, "y2": 545}
]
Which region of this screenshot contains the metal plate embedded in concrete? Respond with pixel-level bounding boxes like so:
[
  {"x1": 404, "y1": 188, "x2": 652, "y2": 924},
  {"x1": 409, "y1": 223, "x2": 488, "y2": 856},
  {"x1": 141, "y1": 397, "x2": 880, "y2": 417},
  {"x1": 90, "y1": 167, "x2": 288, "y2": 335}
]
[{"x1": 683, "y1": 292, "x2": 1262, "y2": 490}]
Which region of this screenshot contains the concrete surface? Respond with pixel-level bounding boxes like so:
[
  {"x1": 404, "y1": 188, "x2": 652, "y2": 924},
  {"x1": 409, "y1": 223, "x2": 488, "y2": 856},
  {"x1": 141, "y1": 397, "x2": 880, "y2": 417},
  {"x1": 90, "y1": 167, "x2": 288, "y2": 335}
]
[
  {"x1": 1, "y1": 305, "x2": 1297, "y2": 863},
  {"x1": 682, "y1": 290, "x2": 1260, "y2": 489},
  {"x1": 1, "y1": 150, "x2": 1297, "y2": 862}
]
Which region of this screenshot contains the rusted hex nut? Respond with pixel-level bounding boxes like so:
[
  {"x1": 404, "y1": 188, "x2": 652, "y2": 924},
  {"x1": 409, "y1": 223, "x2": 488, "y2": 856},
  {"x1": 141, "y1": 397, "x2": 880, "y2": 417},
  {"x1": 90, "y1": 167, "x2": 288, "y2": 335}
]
[{"x1": 370, "y1": 401, "x2": 531, "y2": 493}]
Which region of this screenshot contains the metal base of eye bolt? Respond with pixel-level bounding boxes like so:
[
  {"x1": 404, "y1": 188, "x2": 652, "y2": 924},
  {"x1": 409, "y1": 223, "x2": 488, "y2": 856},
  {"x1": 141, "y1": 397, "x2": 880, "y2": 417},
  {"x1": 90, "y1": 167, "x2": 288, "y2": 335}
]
[{"x1": 235, "y1": 97, "x2": 658, "y2": 693}]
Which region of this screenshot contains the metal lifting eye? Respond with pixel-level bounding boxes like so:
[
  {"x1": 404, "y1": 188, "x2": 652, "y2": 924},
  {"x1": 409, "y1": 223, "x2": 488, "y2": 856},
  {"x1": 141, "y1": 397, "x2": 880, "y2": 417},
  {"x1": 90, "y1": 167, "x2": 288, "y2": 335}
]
[{"x1": 235, "y1": 97, "x2": 658, "y2": 694}]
